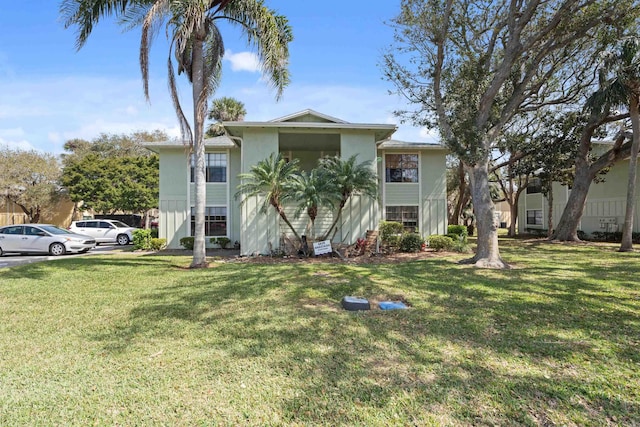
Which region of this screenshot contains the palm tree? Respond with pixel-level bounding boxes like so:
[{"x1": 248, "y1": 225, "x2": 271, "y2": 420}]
[
  {"x1": 317, "y1": 155, "x2": 379, "y2": 241},
  {"x1": 206, "y1": 97, "x2": 247, "y2": 137},
  {"x1": 589, "y1": 37, "x2": 640, "y2": 252},
  {"x1": 61, "y1": 0, "x2": 292, "y2": 268},
  {"x1": 289, "y1": 169, "x2": 337, "y2": 240},
  {"x1": 235, "y1": 153, "x2": 301, "y2": 241}
]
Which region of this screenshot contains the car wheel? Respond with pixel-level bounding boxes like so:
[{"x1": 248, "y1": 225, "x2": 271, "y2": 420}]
[
  {"x1": 0, "y1": 246, "x2": 3, "y2": 257},
  {"x1": 116, "y1": 234, "x2": 130, "y2": 245},
  {"x1": 80, "y1": 248, "x2": 91, "y2": 253},
  {"x1": 49, "y1": 242, "x2": 66, "y2": 256}
]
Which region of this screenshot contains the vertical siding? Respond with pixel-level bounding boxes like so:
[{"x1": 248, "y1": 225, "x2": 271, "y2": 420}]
[
  {"x1": 420, "y1": 150, "x2": 448, "y2": 236},
  {"x1": 160, "y1": 199, "x2": 188, "y2": 249},
  {"x1": 158, "y1": 149, "x2": 189, "y2": 248},
  {"x1": 240, "y1": 129, "x2": 280, "y2": 255},
  {"x1": 229, "y1": 148, "x2": 242, "y2": 245},
  {"x1": 340, "y1": 132, "x2": 378, "y2": 244}
]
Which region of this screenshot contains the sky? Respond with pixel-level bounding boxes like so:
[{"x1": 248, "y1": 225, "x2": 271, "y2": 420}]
[{"x1": 0, "y1": 1, "x2": 437, "y2": 154}]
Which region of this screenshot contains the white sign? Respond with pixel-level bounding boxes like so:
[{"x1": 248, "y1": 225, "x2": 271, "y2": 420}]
[{"x1": 313, "y1": 240, "x2": 333, "y2": 255}]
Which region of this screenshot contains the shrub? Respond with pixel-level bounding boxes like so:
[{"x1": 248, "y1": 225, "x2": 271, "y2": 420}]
[
  {"x1": 179, "y1": 237, "x2": 194, "y2": 250},
  {"x1": 428, "y1": 235, "x2": 454, "y2": 251},
  {"x1": 447, "y1": 225, "x2": 468, "y2": 239},
  {"x1": 132, "y1": 229, "x2": 152, "y2": 250},
  {"x1": 400, "y1": 233, "x2": 424, "y2": 253},
  {"x1": 150, "y1": 228, "x2": 159, "y2": 238},
  {"x1": 149, "y1": 238, "x2": 167, "y2": 250},
  {"x1": 210, "y1": 237, "x2": 231, "y2": 249},
  {"x1": 380, "y1": 221, "x2": 404, "y2": 251},
  {"x1": 452, "y1": 239, "x2": 472, "y2": 253}
]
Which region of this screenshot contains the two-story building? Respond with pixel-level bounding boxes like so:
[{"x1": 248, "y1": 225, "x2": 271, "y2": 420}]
[{"x1": 146, "y1": 110, "x2": 448, "y2": 255}]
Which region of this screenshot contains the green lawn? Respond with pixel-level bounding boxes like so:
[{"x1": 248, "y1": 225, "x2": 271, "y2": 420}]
[{"x1": 1, "y1": 240, "x2": 639, "y2": 426}]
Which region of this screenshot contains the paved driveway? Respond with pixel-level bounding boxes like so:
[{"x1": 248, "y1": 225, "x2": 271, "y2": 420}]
[{"x1": 0, "y1": 245, "x2": 127, "y2": 269}]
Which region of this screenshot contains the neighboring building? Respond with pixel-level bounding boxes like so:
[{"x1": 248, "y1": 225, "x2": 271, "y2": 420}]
[
  {"x1": 519, "y1": 152, "x2": 640, "y2": 235},
  {"x1": 0, "y1": 196, "x2": 76, "y2": 227},
  {"x1": 145, "y1": 110, "x2": 448, "y2": 255}
]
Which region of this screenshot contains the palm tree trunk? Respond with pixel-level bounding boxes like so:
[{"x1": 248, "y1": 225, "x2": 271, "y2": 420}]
[
  {"x1": 619, "y1": 94, "x2": 640, "y2": 252},
  {"x1": 190, "y1": 34, "x2": 208, "y2": 268},
  {"x1": 275, "y1": 204, "x2": 301, "y2": 241},
  {"x1": 320, "y1": 200, "x2": 346, "y2": 241}
]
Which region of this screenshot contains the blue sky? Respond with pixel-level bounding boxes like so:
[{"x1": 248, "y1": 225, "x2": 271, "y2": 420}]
[{"x1": 0, "y1": 1, "x2": 436, "y2": 154}]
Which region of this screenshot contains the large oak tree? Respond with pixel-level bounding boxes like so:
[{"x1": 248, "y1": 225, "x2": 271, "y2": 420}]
[{"x1": 383, "y1": 0, "x2": 636, "y2": 268}]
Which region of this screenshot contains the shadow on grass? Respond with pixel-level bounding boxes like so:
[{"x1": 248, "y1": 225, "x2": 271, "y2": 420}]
[{"x1": 84, "y1": 246, "x2": 640, "y2": 425}]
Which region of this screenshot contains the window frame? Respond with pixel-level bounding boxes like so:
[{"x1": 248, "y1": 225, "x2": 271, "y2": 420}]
[
  {"x1": 190, "y1": 152, "x2": 227, "y2": 183},
  {"x1": 190, "y1": 206, "x2": 228, "y2": 237},
  {"x1": 526, "y1": 209, "x2": 543, "y2": 226},
  {"x1": 385, "y1": 205, "x2": 419, "y2": 232},
  {"x1": 385, "y1": 153, "x2": 419, "y2": 183}
]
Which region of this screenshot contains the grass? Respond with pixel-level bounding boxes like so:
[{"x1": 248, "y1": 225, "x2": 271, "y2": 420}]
[{"x1": 1, "y1": 240, "x2": 639, "y2": 426}]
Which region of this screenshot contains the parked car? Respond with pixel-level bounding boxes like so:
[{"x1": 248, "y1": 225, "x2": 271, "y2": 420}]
[
  {"x1": 68, "y1": 219, "x2": 137, "y2": 245},
  {"x1": 0, "y1": 224, "x2": 96, "y2": 256}
]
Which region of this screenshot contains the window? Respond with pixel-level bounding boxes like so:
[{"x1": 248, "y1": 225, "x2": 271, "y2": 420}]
[
  {"x1": 191, "y1": 153, "x2": 227, "y2": 183},
  {"x1": 526, "y1": 209, "x2": 543, "y2": 226},
  {"x1": 527, "y1": 178, "x2": 542, "y2": 194},
  {"x1": 385, "y1": 154, "x2": 418, "y2": 183},
  {"x1": 1, "y1": 226, "x2": 23, "y2": 235},
  {"x1": 386, "y1": 206, "x2": 419, "y2": 232},
  {"x1": 191, "y1": 207, "x2": 227, "y2": 237}
]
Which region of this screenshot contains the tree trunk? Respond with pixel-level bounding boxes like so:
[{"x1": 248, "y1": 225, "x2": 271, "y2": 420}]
[
  {"x1": 551, "y1": 165, "x2": 593, "y2": 241},
  {"x1": 462, "y1": 161, "x2": 510, "y2": 269},
  {"x1": 190, "y1": 35, "x2": 208, "y2": 268},
  {"x1": 508, "y1": 201, "x2": 518, "y2": 237},
  {"x1": 547, "y1": 185, "x2": 554, "y2": 238},
  {"x1": 619, "y1": 94, "x2": 640, "y2": 252},
  {"x1": 450, "y1": 162, "x2": 467, "y2": 225}
]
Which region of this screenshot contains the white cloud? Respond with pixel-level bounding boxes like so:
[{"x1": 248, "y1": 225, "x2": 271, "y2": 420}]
[
  {"x1": 224, "y1": 50, "x2": 260, "y2": 73},
  {"x1": 48, "y1": 132, "x2": 62, "y2": 144},
  {"x1": 125, "y1": 105, "x2": 139, "y2": 116},
  {"x1": 0, "y1": 137, "x2": 36, "y2": 151},
  {"x1": 0, "y1": 127, "x2": 26, "y2": 139}
]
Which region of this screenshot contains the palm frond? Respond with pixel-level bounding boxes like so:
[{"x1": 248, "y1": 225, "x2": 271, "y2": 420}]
[
  {"x1": 167, "y1": 44, "x2": 193, "y2": 145},
  {"x1": 218, "y1": 0, "x2": 292, "y2": 99},
  {"x1": 60, "y1": 0, "x2": 135, "y2": 49}
]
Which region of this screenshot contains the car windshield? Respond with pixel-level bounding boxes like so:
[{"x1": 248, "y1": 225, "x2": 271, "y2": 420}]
[
  {"x1": 40, "y1": 225, "x2": 73, "y2": 235},
  {"x1": 111, "y1": 221, "x2": 130, "y2": 228}
]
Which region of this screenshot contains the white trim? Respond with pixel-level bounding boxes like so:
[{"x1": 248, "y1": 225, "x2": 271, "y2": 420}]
[{"x1": 268, "y1": 109, "x2": 348, "y2": 124}]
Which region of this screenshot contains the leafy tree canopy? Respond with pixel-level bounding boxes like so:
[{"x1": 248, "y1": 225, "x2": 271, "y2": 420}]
[
  {"x1": 60, "y1": 131, "x2": 161, "y2": 214},
  {"x1": 0, "y1": 147, "x2": 62, "y2": 223}
]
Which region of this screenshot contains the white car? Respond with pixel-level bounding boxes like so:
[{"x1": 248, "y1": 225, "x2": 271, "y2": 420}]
[
  {"x1": 68, "y1": 219, "x2": 137, "y2": 245},
  {"x1": 0, "y1": 224, "x2": 96, "y2": 256}
]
